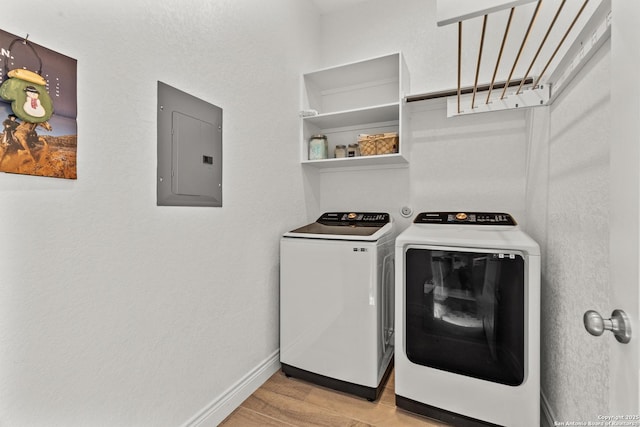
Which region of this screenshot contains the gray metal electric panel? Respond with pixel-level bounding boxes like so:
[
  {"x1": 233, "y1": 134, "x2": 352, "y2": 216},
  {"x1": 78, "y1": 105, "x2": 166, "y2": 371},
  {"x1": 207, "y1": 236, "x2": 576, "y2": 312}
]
[{"x1": 157, "y1": 81, "x2": 222, "y2": 207}]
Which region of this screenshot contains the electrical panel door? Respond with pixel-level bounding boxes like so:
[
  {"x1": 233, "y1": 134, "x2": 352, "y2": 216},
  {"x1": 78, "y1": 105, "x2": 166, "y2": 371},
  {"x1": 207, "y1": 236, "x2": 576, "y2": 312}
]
[{"x1": 157, "y1": 81, "x2": 222, "y2": 207}]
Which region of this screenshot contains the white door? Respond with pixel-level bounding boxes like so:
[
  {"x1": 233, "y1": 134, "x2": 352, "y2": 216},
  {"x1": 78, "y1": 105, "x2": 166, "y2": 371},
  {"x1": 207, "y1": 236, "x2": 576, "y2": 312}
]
[{"x1": 607, "y1": 0, "x2": 639, "y2": 415}]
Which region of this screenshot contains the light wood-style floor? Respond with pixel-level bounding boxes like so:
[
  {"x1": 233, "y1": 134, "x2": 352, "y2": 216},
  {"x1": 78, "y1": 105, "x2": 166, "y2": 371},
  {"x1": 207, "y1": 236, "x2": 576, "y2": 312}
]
[{"x1": 220, "y1": 368, "x2": 451, "y2": 427}]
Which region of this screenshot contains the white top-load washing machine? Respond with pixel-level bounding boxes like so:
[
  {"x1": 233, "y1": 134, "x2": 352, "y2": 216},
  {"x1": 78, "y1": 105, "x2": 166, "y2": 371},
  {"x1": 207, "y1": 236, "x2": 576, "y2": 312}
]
[
  {"x1": 395, "y1": 212, "x2": 540, "y2": 427},
  {"x1": 280, "y1": 212, "x2": 395, "y2": 401}
]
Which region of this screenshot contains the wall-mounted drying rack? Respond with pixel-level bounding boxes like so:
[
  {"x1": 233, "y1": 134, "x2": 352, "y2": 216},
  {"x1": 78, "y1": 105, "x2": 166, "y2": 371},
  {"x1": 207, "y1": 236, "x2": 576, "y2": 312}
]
[{"x1": 407, "y1": 0, "x2": 609, "y2": 118}]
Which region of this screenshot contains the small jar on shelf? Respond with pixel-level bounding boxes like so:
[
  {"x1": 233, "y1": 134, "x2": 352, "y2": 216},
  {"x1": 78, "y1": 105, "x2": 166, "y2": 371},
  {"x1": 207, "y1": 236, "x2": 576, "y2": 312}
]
[
  {"x1": 309, "y1": 134, "x2": 328, "y2": 160},
  {"x1": 347, "y1": 144, "x2": 360, "y2": 157}
]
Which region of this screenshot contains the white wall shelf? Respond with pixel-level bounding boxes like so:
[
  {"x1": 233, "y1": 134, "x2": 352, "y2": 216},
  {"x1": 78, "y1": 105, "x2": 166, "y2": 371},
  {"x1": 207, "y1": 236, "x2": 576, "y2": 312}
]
[
  {"x1": 301, "y1": 152, "x2": 407, "y2": 169},
  {"x1": 302, "y1": 102, "x2": 399, "y2": 130},
  {"x1": 300, "y1": 52, "x2": 409, "y2": 168}
]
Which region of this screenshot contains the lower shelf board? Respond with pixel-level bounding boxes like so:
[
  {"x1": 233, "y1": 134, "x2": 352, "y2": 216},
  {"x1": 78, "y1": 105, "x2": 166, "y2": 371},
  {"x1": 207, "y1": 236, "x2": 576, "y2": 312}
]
[{"x1": 301, "y1": 153, "x2": 409, "y2": 169}]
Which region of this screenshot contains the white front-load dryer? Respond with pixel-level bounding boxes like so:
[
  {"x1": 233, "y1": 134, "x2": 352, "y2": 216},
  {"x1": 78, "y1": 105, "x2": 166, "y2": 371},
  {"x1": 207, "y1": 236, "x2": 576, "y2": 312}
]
[
  {"x1": 395, "y1": 212, "x2": 540, "y2": 426},
  {"x1": 280, "y1": 212, "x2": 395, "y2": 401}
]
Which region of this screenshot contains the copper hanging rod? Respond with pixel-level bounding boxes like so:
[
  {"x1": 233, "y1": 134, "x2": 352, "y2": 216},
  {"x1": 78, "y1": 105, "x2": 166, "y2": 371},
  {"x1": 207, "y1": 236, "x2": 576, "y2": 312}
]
[
  {"x1": 516, "y1": 0, "x2": 566, "y2": 94},
  {"x1": 472, "y1": 15, "x2": 488, "y2": 109},
  {"x1": 457, "y1": 21, "x2": 462, "y2": 114},
  {"x1": 500, "y1": 0, "x2": 543, "y2": 99},
  {"x1": 486, "y1": 8, "x2": 515, "y2": 104},
  {"x1": 533, "y1": 0, "x2": 590, "y2": 88}
]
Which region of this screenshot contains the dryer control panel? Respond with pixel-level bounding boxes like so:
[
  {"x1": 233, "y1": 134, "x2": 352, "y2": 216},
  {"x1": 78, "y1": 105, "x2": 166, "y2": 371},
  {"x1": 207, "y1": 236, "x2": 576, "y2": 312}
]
[
  {"x1": 317, "y1": 212, "x2": 390, "y2": 227},
  {"x1": 414, "y1": 212, "x2": 517, "y2": 226}
]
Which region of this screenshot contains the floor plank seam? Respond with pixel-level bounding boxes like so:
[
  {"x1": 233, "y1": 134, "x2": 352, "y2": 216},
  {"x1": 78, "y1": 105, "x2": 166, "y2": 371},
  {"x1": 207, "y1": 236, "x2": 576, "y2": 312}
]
[{"x1": 240, "y1": 405, "x2": 298, "y2": 427}]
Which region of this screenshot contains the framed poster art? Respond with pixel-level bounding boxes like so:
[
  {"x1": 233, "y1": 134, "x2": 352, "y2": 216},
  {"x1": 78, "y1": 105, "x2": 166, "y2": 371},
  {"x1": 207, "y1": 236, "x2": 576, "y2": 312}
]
[{"x1": 0, "y1": 29, "x2": 77, "y2": 179}]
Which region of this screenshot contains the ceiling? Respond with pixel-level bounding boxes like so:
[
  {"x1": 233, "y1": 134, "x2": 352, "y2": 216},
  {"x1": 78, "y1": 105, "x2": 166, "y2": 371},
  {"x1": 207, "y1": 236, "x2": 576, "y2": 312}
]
[{"x1": 311, "y1": 0, "x2": 370, "y2": 15}]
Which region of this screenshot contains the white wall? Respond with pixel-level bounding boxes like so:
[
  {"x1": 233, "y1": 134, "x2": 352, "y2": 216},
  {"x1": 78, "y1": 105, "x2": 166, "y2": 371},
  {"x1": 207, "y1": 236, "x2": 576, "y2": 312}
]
[
  {"x1": 0, "y1": 1, "x2": 318, "y2": 426},
  {"x1": 527, "y1": 42, "x2": 611, "y2": 421},
  {"x1": 317, "y1": 0, "x2": 613, "y2": 423},
  {"x1": 314, "y1": 0, "x2": 529, "y2": 231},
  {"x1": 608, "y1": 0, "x2": 640, "y2": 415},
  {"x1": 318, "y1": 0, "x2": 600, "y2": 96},
  {"x1": 407, "y1": 102, "x2": 528, "y2": 222}
]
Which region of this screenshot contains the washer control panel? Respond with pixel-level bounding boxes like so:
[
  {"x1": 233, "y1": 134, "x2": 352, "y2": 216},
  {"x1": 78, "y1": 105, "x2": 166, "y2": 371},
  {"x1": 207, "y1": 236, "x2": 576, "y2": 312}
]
[
  {"x1": 318, "y1": 212, "x2": 390, "y2": 227},
  {"x1": 414, "y1": 212, "x2": 517, "y2": 226}
]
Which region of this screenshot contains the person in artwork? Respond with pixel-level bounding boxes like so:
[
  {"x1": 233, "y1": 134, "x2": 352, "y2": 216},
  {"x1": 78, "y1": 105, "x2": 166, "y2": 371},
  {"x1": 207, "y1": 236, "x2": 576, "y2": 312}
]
[{"x1": 1, "y1": 114, "x2": 18, "y2": 146}]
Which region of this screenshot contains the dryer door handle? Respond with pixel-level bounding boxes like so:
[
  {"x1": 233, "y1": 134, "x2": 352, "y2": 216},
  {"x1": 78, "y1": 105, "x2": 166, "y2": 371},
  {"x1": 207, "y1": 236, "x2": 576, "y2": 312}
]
[{"x1": 381, "y1": 253, "x2": 394, "y2": 347}]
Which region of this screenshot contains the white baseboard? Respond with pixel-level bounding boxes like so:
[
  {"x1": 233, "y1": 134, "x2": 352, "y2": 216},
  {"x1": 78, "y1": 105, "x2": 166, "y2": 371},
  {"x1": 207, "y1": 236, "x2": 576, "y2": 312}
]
[
  {"x1": 540, "y1": 390, "x2": 556, "y2": 427},
  {"x1": 181, "y1": 350, "x2": 281, "y2": 427}
]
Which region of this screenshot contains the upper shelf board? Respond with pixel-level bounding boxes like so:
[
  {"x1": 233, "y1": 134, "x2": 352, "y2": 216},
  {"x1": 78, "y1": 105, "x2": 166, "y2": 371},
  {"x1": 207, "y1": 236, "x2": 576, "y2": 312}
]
[
  {"x1": 436, "y1": 0, "x2": 537, "y2": 26},
  {"x1": 303, "y1": 53, "x2": 400, "y2": 93}
]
